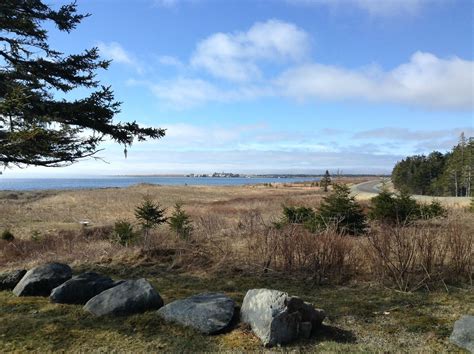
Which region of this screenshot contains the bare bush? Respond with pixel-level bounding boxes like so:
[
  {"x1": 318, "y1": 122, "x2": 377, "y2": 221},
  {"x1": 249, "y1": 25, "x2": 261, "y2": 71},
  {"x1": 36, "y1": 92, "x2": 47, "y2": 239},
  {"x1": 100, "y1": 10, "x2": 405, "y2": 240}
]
[
  {"x1": 0, "y1": 226, "x2": 122, "y2": 268},
  {"x1": 446, "y1": 222, "x2": 473, "y2": 283},
  {"x1": 366, "y1": 218, "x2": 473, "y2": 291},
  {"x1": 243, "y1": 221, "x2": 359, "y2": 284}
]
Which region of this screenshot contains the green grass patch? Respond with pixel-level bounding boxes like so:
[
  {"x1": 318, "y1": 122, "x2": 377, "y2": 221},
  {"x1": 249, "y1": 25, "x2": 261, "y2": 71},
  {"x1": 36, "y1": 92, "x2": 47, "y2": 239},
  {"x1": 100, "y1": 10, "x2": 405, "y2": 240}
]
[{"x1": 0, "y1": 265, "x2": 471, "y2": 352}]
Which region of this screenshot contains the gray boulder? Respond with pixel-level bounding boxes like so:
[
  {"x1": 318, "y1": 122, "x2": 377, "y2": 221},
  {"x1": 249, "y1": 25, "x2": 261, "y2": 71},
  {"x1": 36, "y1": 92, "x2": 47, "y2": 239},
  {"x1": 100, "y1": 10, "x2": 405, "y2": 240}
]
[
  {"x1": 157, "y1": 292, "x2": 235, "y2": 334},
  {"x1": 13, "y1": 263, "x2": 72, "y2": 297},
  {"x1": 450, "y1": 315, "x2": 474, "y2": 353},
  {"x1": 84, "y1": 278, "x2": 163, "y2": 316},
  {"x1": 0, "y1": 269, "x2": 26, "y2": 291},
  {"x1": 240, "y1": 288, "x2": 325, "y2": 347},
  {"x1": 50, "y1": 272, "x2": 120, "y2": 304}
]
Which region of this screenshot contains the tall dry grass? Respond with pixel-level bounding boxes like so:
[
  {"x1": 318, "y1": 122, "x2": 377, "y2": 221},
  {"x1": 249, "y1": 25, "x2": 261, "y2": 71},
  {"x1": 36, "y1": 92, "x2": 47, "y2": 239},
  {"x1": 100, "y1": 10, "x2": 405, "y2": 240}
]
[
  {"x1": 366, "y1": 218, "x2": 473, "y2": 291},
  {"x1": 0, "y1": 183, "x2": 472, "y2": 292}
]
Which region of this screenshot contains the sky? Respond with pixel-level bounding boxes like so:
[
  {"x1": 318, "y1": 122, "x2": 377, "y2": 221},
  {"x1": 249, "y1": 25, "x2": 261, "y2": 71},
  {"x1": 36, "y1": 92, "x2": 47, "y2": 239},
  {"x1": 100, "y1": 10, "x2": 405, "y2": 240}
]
[{"x1": 6, "y1": 0, "x2": 474, "y2": 176}]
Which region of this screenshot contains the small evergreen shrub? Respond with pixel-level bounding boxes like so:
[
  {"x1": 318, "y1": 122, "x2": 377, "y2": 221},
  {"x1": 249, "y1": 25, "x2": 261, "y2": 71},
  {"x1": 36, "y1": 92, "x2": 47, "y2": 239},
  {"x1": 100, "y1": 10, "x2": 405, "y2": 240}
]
[
  {"x1": 135, "y1": 197, "x2": 167, "y2": 232},
  {"x1": 394, "y1": 190, "x2": 421, "y2": 223},
  {"x1": 277, "y1": 185, "x2": 367, "y2": 235},
  {"x1": 282, "y1": 205, "x2": 316, "y2": 224},
  {"x1": 368, "y1": 189, "x2": 397, "y2": 224},
  {"x1": 317, "y1": 184, "x2": 367, "y2": 235},
  {"x1": 370, "y1": 190, "x2": 446, "y2": 224},
  {"x1": 113, "y1": 220, "x2": 136, "y2": 246},
  {"x1": 1, "y1": 229, "x2": 14, "y2": 242},
  {"x1": 168, "y1": 203, "x2": 193, "y2": 239},
  {"x1": 419, "y1": 200, "x2": 447, "y2": 219},
  {"x1": 274, "y1": 205, "x2": 316, "y2": 230}
]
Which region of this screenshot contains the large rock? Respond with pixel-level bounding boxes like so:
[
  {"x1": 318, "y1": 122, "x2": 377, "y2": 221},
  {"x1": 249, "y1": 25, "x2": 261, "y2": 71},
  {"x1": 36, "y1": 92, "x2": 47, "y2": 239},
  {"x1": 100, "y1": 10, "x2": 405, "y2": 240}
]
[
  {"x1": 450, "y1": 315, "x2": 474, "y2": 353},
  {"x1": 84, "y1": 278, "x2": 163, "y2": 316},
  {"x1": 157, "y1": 292, "x2": 235, "y2": 334},
  {"x1": 13, "y1": 263, "x2": 72, "y2": 297},
  {"x1": 50, "y1": 272, "x2": 120, "y2": 304},
  {"x1": 240, "y1": 288, "x2": 325, "y2": 347},
  {"x1": 0, "y1": 269, "x2": 26, "y2": 291}
]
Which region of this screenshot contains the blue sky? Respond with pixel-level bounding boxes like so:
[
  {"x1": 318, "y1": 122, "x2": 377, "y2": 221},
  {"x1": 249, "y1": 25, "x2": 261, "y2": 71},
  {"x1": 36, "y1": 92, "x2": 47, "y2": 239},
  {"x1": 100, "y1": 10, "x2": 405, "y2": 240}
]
[{"x1": 8, "y1": 0, "x2": 474, "y2": 176}]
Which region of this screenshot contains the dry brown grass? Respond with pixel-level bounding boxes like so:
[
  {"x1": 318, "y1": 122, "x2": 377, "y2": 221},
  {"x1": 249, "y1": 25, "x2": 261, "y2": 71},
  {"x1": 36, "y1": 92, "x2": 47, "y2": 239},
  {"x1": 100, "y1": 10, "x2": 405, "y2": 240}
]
[
  {"x1": 0, "y1": 181, "x2": 472, "y2": 292},
  {"x1": 0, "y1": 183, "x2": 325, "y2": 240},
  {"x1": 0, "y1": 181, "x2": 472, "y2": 352}
]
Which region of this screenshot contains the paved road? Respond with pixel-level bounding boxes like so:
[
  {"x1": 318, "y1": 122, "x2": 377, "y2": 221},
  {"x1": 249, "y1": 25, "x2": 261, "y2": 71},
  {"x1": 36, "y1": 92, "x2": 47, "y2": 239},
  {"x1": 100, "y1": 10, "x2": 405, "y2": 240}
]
[
  {"x1": 351, "y1": 179, "x2": 386, "y2": 194},
  {"x1": 351, "y1": 179, "x2": 470, "y2": 207}
]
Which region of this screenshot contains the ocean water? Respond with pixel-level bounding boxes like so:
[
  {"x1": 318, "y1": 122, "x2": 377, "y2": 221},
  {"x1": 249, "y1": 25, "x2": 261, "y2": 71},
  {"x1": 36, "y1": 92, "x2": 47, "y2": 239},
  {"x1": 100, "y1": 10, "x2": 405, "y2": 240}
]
[{"x1": 0, "y1": 176, "x2": 320, "y2": 191}]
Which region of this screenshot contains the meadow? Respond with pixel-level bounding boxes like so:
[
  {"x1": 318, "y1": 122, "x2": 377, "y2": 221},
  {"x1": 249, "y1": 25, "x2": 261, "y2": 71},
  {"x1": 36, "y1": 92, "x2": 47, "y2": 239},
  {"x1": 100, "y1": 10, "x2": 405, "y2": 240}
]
[{"x1": 0, "y1": 180, "x2": 472, "y2": 352}]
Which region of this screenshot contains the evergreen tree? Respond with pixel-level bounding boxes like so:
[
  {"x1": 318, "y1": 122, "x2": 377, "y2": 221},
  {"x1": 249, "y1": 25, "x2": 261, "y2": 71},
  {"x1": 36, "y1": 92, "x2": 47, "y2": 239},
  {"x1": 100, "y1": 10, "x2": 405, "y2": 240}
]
[
  {"x1": 368, "y1": 187, "x2": 396, "y2": 224},
  {"x1": 0, "y1": 0, "x2": 165, "y2": 168},
  {"x1": 320, "y1": 170, "x2": 331, "y2": 192},
  {"x1": 135, "y1": 197, "x2": 167, "y2": 241},
  {"x1": 392, "y1": 133, "x2": 473, "y2": 197},
  {"x1": 317, "y1": 184, "x2": 367, "y2": 235},
  {"x1": 168, "y1": 203, "x2": 193, "y2": 239}
]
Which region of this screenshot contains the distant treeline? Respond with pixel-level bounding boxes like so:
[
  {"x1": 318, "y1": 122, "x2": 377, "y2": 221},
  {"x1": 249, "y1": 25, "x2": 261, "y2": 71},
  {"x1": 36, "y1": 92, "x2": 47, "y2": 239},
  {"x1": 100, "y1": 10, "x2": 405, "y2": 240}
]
[{"x1": 392, "y1": 133, "x2": 473, "y2": 197}]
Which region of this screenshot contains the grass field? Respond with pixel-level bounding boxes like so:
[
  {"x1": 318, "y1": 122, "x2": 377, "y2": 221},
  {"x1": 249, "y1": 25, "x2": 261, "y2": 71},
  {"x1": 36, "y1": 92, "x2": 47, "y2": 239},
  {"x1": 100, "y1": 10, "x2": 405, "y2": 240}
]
[
  {"x1": 1, "y1": 264, "x2": 472, "y2": 352},
  {"x1": 0, "y1": 180, "x2": 472, "y2": 352}
]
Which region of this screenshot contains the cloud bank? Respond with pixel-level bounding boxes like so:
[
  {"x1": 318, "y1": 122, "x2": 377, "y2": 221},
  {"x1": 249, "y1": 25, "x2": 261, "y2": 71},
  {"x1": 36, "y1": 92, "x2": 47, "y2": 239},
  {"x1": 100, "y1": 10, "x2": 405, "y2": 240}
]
[
  {"x1": 277, "y1": 52, "x2": 474, "y2": 110},
  {"x1": 103, "y1": 19, "x2": 473, "y2": 111}
]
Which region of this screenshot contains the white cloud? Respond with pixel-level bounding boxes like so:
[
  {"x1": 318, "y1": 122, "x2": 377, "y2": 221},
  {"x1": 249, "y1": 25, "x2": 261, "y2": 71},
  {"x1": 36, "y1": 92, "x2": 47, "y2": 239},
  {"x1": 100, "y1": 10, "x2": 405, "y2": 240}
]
[
  {"x1": 276, "y1": 51, "x2": 474, "y2": 110},
  {"x1": 287, "y1": 0, "x2": 430, "y2": 16},
  {"x1": 147, "y1": 77, "x2": 273, "y2": 107},
  {"x1": 149, "y1": 78, "x2": 229, "y2": 107},
  {"x1": 119, "y1": 19, "x2": 472, "y2": 111},
  {"x1": 191, "y1": 19, "x2": 310, "y2": 82},
  {"x1": 97, "y1": 42, "x2": 142, "y2": 72},
  {"x1": 149, "y1": 51, "x2": 473, "y2": 110},
  {"x1": 98, "y1": 42, "x2": 133, "y2": 65},
  {"x1": 161, "y1": 122, "x2": 273, "y2": 148}
]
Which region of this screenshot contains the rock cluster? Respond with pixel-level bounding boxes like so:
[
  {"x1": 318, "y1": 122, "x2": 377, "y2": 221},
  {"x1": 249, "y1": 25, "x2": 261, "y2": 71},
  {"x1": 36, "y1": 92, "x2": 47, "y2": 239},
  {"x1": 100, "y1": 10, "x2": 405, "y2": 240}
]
[{"x1": 1, "y1": 263, "x2": 327, "y2": 347}]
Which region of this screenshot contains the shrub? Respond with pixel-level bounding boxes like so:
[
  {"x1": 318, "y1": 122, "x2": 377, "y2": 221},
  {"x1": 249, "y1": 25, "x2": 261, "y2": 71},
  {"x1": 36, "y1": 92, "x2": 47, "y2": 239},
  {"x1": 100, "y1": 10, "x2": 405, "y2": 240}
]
[
  {"x1": 394, "y1": 190, "x2": 421, "y2": 223},
  {"x1": 1, "y1": 229, "x2": 14, "y2": 242},
  {"x1": 282, "y1": 205, "x2": 316, "y2": 224},
  {"x1": 245, "y1": 224, "x2": 359, "y2": 284},
  {"x1": 316, "y1": 184, "x2": 367, "y2": 235},
  {"x1": 368, "y1": 189, "x2": 397, "y2": 223},
  {"x1": 135, "y1": 196, "x2": 167, "y2": 242},
  {"x1": 370, "y1": 190, "x2": 446, "y2": 224},
  {"x1": 366, "y1": 221, "x2": 473, "y2": 291},
  {"x1": 113, "y1": 220, "x2": 136, "y2": 246},
  {"x1": 419, "y1": 200, "x2": 446, "y2": 219},
  {"x1": 168, "y1": 203, "x2": 193, "y2": 239}
]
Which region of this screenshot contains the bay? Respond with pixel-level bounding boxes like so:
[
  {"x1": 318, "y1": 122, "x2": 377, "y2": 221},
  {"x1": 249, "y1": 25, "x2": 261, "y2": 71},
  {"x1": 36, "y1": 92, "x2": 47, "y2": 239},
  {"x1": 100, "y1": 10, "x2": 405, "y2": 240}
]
[{"x1": 0, "y1": 176, "x2": 320, "y2": 191}]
